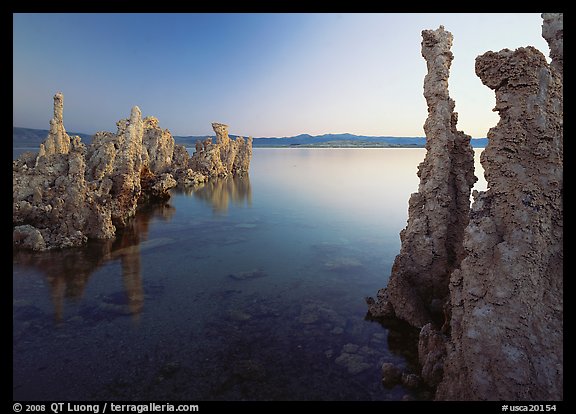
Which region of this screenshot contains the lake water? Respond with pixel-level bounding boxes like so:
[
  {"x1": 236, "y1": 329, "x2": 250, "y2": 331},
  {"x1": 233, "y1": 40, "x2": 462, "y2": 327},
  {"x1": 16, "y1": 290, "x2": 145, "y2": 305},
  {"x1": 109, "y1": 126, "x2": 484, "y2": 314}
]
[{"x1": 13, "y1": 148, "x2": 486, "y2": 401}]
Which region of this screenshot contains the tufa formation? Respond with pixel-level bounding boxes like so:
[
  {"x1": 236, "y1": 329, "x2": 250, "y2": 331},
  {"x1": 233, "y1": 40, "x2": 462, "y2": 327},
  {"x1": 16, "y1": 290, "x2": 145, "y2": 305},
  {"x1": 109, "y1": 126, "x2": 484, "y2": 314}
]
[
  {"x1": 13, "y1": 94, "x2": 252, "y2": 251},
  {"x1": 541, "y1": 13, "x2": 563, "y2": 77},
  {"x1": 368, "y1": 14, "x2": 562, "y2": 401},
  {"x1": 437, "y1": 23, "x2": 563, "y2": 400},
  {"x1": 367, "y1": 26, "x2": 476, "y2": 328}
]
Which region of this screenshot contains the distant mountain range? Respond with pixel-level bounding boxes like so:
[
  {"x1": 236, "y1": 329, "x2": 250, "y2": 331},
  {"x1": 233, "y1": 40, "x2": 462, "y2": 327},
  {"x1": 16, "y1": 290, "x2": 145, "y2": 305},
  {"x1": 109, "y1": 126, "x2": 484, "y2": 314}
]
[
  {"x1": 13, "y1": 127, "x2": 488, "y2": 149},
  {"x1": 13, "y1": 127, "x2": 93, "y2": 147}
]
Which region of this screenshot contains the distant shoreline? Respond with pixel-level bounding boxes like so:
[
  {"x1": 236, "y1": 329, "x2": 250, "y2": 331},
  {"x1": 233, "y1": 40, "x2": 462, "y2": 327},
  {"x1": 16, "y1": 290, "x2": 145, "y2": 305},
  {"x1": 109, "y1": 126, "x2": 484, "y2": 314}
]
[{"x1": 13, "y1": 126, "x2": 487, "y2": 150}]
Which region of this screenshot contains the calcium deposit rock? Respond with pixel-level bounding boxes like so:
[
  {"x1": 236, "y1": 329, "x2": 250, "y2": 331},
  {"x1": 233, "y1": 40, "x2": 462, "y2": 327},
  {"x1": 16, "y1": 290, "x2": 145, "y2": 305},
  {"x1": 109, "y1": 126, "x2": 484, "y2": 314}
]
[
  {"x1": 436, "y1": 43, "x2": 563, "y2": 401},
  {"x1": 367, "y1": 26, "x2": 476, "y2": 328},
  {"x1": 142, "y1": 116, "x2": 175, "y2": 174},
  {"x1": 37, "y1": 92, "x2": 72, "y2": 160},
  {"x1": 13, "y1": 95, "x2": 252, "y2": 251},
  {"x1": 541, "y1": 13, "x2": 563, "y2": 77},
  {"x1": 189, "y1": 123, "x2": 252, "y2": 178}
]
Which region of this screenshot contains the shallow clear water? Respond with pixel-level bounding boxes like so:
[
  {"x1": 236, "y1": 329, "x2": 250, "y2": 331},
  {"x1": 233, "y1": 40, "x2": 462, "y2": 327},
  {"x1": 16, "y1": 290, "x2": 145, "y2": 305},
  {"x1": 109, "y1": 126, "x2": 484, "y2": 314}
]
[{"x1": 13, "y1": 148, "x2": 486, "y2": 401}]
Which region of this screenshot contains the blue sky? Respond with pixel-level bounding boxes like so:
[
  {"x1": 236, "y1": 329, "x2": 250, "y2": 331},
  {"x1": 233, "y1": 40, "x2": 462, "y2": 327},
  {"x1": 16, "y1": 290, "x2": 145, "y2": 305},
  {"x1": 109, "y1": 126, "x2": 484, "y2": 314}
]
[{"x1": 13, "y1": 13, "x2": 550, "y2": 138}]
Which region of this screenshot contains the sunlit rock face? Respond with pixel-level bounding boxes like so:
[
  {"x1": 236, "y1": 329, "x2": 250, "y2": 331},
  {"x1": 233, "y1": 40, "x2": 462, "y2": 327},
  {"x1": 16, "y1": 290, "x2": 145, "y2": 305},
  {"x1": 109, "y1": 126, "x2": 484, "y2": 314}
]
[
  {"x1": 367, "y1": 26, "x2": 476, "y2": 329},
  {"x1": 37, "y1": 92, "x2": 71, "y2": 159},
  {"x1": 437, "y1": 42, "x2": 563, "y2": 401},
  {"x1": 142, "y1": 116, "x2": 175, "y2": 174},
  {"x1": 14, "y1": 96, "x2": 102, "y2": 249},
  {"x1": 13, "y1": 95, "x2": 253, "y2": 251},
  {"x1": 189, "y1": 122, "x2": 253, "y2": 178}
]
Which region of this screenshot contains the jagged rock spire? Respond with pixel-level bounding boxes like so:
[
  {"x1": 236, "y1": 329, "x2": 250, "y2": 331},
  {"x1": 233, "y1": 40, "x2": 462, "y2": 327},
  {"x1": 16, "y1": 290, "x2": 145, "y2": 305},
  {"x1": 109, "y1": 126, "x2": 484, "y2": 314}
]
[
  {"x1": 436, "y1": 43, "x2": 563, "y2": 400},
  {"x1": 37, "y1": 92, "x2": 71, "y2": 159},
  {"x1": 367, "y1": 26, "x2": 476, "y2": 328}
]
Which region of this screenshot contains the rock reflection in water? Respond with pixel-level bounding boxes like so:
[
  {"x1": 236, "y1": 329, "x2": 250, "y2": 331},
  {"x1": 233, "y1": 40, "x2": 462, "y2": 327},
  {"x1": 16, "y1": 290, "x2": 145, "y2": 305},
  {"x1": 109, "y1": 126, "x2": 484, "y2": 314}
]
[
  {"x1": 12, "y1": 202, "x2": 175, "y2": 323},
  {"x1": 175, "y1": 175, "x2": 251, "y2": 214}
]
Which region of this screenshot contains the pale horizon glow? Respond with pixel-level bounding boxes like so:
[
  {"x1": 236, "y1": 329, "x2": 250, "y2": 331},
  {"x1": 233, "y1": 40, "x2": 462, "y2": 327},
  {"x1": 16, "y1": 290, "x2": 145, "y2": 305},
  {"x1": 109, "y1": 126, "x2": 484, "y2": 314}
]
[{"x1": 13, "y1": 13, "x2": 550, "y2": 138}]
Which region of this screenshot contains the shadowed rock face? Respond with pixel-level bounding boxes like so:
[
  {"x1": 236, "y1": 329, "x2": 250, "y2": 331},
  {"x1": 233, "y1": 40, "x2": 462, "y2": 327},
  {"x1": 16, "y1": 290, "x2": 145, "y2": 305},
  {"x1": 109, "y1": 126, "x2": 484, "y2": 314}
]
[
  {"x1": 436, "y1": 44, "x2": 563, "y2": 401},
  {"x1": 541, "y1": 13, "x2": 563, "y2": 77},
  {"x1": 368, "y1": 15, "x2": 562, "y2": 400},
  {"x1": 367, "y1": 26, "x2": 476, "y2": 329},
  {"x1": 13, "y1": 95, "x2": 252, "y2": 251}
]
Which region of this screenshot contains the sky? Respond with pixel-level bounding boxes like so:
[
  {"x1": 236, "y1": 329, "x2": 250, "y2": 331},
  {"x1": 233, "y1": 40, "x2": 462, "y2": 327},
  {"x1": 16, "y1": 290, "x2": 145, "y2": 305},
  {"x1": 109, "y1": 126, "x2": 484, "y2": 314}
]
[{"x1": 13, "y1": 13, "x2": 550, "y2": 138}]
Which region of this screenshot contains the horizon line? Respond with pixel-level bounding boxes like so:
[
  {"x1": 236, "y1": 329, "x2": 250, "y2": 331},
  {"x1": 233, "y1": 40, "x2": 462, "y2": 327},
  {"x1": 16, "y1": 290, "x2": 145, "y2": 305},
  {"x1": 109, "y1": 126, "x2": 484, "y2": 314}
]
[{"x1": 13, "y1": 125, "x2": 487, "y2": 140}]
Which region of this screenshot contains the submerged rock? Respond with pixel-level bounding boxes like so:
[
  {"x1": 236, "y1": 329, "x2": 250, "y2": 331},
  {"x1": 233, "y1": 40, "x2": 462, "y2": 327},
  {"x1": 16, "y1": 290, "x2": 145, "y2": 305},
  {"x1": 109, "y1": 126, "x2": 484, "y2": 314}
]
[
  {"x1": 401, "y1": 372, "x2": 421, "y2": 390},
  {"x1": 298, "y1": 301, "x2": 344, "y2": 327},
  {"x1": 381, "y1": 362, "x2": 402, "y2": 388},
  {"x1": 232, "y1": 359, "x2": 266, "y2": 381},
  {"x1": 323, "y1": 257, "x2": 364, "y2": 273},
  {"x1": 227, "y1": 309, "x2": 252, "y2": 322},
  {"x1": 227, "y1": 269, "x2": 268, "y2": 281},
  {"x1": 417, "y1": 323, "x2": 446, "y2": 387},
  {"x1": 335, "y1": 351, "x2": 371, "y2": 376}
]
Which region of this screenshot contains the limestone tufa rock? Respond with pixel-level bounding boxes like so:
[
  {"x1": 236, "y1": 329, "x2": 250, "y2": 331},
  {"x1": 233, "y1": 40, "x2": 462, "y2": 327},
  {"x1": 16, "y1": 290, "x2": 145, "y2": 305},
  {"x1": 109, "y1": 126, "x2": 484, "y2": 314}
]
[
  {"x1": 367, "y1": 26, "x2": 476, "y2": 328},
  {"x1": 142, "y1": 116, "x2": 175, "y2": 174},
  {"x1": 13, "y1": 94, "x2": 253, "y2": 251},
  {"x1": 189, "y1": 123, "x2": 252, "y2": 178},
  {"x1": 418, "y1": 323, "x2": 447, "y2": 387},
  {"x1": 541, "y1": 13, "x2": 563, "y2": 77},
  {"x1": 13, "y1": 225, "x2": 46, "y2": 251},
  {"x1": 436, "y1": 44, "x2": 563, "y2": 400},
  {"x1": 13, "y1": 131, "x2": 105, "y2": 249},
  {"x1": 37, "y1": 92, "x2": 72, "y2": 160},
  {"x1": 381, "y1": 362, "x2": 402, "y2": 388}
]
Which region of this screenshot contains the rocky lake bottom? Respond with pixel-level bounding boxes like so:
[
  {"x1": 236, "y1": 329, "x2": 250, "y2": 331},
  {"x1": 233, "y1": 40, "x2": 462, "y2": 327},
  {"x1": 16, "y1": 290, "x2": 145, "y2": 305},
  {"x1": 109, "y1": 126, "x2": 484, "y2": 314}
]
[{"x1": 13, "y1": 148, "x2": 486, "y2": 401}]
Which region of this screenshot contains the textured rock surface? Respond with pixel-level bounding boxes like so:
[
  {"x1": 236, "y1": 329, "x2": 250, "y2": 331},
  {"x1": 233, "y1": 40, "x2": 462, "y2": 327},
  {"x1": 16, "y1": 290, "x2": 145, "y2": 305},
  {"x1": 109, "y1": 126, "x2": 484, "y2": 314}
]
[
  {"x1": 13, "y1": 224, "x2": 47, "y2": 251},
  {"x1": 13, "y1": 95, "x2": 252, "y2": 251},
  {"x1": 436, "y1": 44, "x2": 563, "y2": 401},
  {"x1": 101, "y1": 106, "x2": 145, "y2": 227},
  {"x1": 142, "y1": 116, "x2": 175, "y2": 174},
  {"x1": 232, "y1": 135, "x2": 253, "y2": 176},
  {"x1": 13, "y1": 132, "x2": 106, "y2": 249},
  {"x1": 189, "y1": 123, "x2": 252, "y2": 178},
  {"x1": 541, "y1": 13, "x2": 563, "y2": 76},
  {"x1": 418, "y1": 323, "x2": 446, "y2": 387},
  {"x1": 381, "y1": 362, "x2": 402, "y2": 388},
  {"x1": 37, "y1": 92, "x2": 72, "y2": 159},
  {"x1": 367, "y1": 26, "x2": 476, "y2": 328}
]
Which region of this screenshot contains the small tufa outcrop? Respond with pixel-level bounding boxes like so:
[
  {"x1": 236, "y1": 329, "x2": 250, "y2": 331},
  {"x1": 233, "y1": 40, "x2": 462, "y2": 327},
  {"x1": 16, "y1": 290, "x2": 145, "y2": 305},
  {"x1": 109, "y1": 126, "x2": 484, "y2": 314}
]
[
  {"x1": 367, "y1": 26, "x2": 476, "y2": 328},
  {"x1": 189, "y1": 123, "x2": 253, "y2": 178}
]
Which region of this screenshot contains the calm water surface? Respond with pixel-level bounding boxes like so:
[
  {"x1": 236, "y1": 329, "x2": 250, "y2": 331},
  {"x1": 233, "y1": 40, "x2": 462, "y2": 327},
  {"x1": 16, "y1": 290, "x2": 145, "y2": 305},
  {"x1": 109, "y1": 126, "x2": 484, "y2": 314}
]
[{"x1": 13, "y1": 148, "x2": 486, "y2": 400}]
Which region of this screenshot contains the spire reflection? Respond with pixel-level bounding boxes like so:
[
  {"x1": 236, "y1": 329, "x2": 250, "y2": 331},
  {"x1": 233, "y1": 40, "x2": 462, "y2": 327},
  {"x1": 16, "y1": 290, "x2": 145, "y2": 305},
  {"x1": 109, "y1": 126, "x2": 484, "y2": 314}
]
[
  {"x1": 13, "y1": 202, "x2": 175, "y2": 323},
  {"x1": 181, "y1": 175, "x2": 252, "y2": 214}
]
